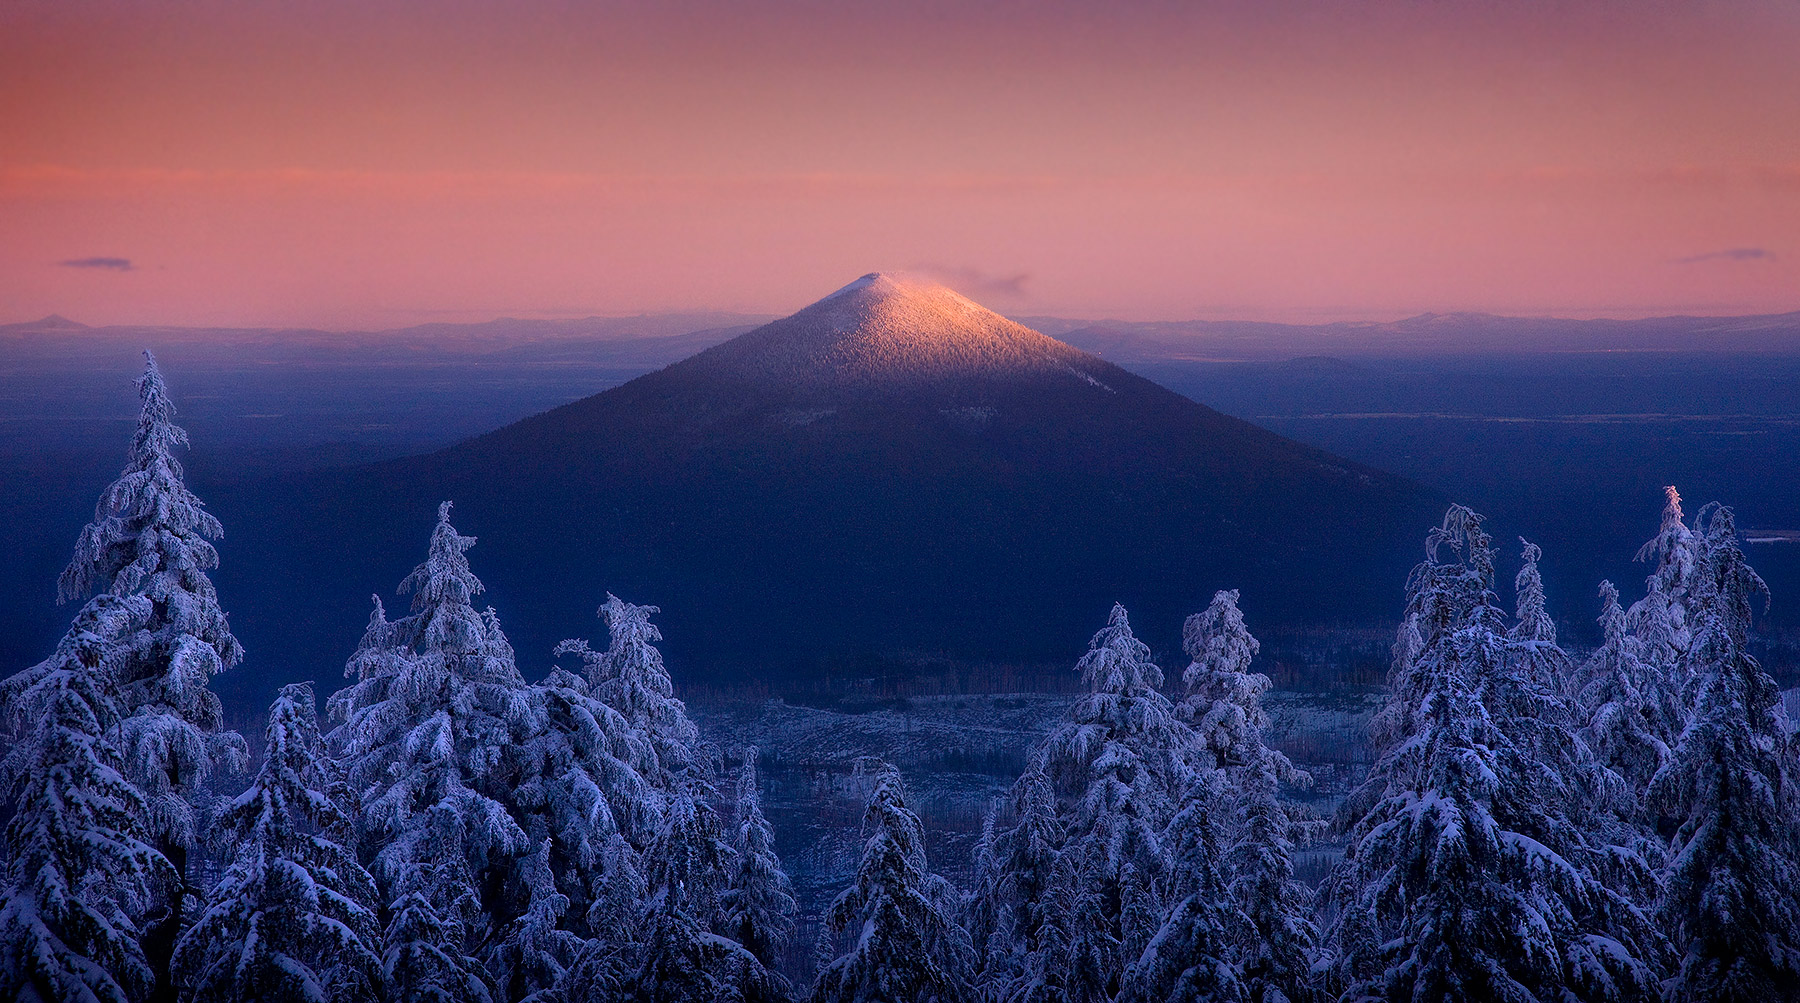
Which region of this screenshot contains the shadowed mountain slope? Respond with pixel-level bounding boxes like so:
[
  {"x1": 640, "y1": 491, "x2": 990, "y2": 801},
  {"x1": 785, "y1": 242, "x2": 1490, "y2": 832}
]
[{"x1": 215, "y1": 275, "x2": 1441, "y2": 700}]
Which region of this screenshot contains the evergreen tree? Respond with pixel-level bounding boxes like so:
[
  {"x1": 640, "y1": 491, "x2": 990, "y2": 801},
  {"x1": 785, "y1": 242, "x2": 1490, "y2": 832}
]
[
  {"x1": 811, "y1": 763, "x2": 973, "y2": 1003},
  {"x1": 1041, "y1": 604, "x2": 1191, "y2": 1003},
  {"x1": 511, "y1": 661, "x2": 661, "y2": 953},
  {"x1": 1576, "y1": 582, "x2": 1669, "y2": 797},
  {"x1": 1179, "y1": 591, "x2": 1319, "y2": 1003},
  {"x1": 1509, "y1": 539, "x2": 1558, "y2": 645},
  {"x1": 172, "y1": 683, "x2": 383, "y2": 1003},
  {"x1": 486, "y1": 843, "x2": 582, "y2": 1003},
  {"x1": 0, "y1": 594, "x2": 173, "y2": 1003},
  {"x1": 1645, "y1": 504, "x2": 1800, "y2": 1003},
  {"x1": 1117, "y1": 775, "x2": 1245, "y2": 1003},
  {"x1": 1325, "y1": 505, "x2": 1663, "y2": 1003},
  {"x1": 1180, "y1": 590, "x2": 1277, "y2": 773},
  {"x1": 554, "y1": 594, "x2": 700, "y2": 789},
  {"x1": 625, "y1": 791, "x2": 786, "y2": 1003},
  {"x1": 720, "y1": 748, "x2": 796, "y2": 971},
  {"x1": 327, "y1": 503, "x2": 531, "y2": 997},
  {"x1": 968, "y1": 766, "x2": 1066, "y2": 1003},
  {"x1": 1626, "y1": 486, "x2": 1699, "y2": 747},
  {"x1": 56, "y1": 353, "x2": 247, "y2": 994}
]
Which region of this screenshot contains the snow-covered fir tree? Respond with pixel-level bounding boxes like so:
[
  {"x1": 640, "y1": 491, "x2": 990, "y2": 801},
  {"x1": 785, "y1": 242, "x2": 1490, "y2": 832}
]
[
  {"x1": 621, "y1": 790, "x2": 786, "y2": 1003},
  {"x1": 56, "y1": 353, "x2": 248, "y2": 993},
  {"x1": 1509, "y1": 539, "x2": 1557, "y2": 645},
  {"x1": 1325, "y1": 504, "x2": 1664, "y2": 1003},
  {"x1": 1576, "y1": 582, "x2": 1670, "y2": 797},
  {"x1": 172, "y1": 683, "x2": 383, "y2": 1003},
  {"x1": 1116, "y1": 773, "x2": 1246, "y2": 1003},
  {"x1": 1181, "y1": 589, "x2": 1277, "y2": 773},
  {"x1": 554, "y1": 594, "x2": 701, "y2": 789},
  {"x1": 510, "y1": 658, "x2": 661, "y2": 955},
  {"x1": 1645, "y1": 504, "x2": 1800, "y2": 1003},
  {"x1": 967, "y1": 764, "x2": 1069, "y2": 1003},
  {"x1": 1179, "y1": 590, "x2": 1319, "y2": 1003},
  {"x1": 1033, "y1": 603, "x2": 1192, "y2": 1003},
  {"x1": 0, "y1": 594, "x2": 173, "y2": 1003},
  {"x1": 811, "y1": 763, "x2": 973, "y2": 1003},
  {"x1": 1625, "y1": 486, "x2": 1700, "y2": 748},
  {"x1": 486, "y1": 843, "x2": 583, "y2": 1003},
  {"x1": 327, "y1": 503, "x2": 534, "y2": 999},
  {"x1": 720, "y1": 748, "x2": 796, "y2": 972}
]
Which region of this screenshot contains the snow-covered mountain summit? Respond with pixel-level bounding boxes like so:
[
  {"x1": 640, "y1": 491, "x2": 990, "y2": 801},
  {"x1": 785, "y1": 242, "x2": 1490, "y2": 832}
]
[{"x1": 683, "y1": 272, "x2": 1092, "y2": 387}]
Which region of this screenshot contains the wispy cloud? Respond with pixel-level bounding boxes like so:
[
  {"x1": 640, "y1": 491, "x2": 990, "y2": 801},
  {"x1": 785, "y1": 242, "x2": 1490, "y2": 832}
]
[
  {"x1": 912, "y1": 264, "x2": 1031, "y2": 299},
  {"x1": 59, "y1": 256, "x2": 133, "y2": 271},
  {"x1": 1675, "y1": 247, "x2": 1777, "y2": 264}
]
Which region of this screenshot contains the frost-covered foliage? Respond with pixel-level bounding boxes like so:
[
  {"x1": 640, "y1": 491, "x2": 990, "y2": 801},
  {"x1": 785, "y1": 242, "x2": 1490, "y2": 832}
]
[
  {"x1": 721, "y1": 749, "x2": 796, "y2": 970},
  {"x1": 486, "y1": 843, "x2": 582, "y2": 1003},
  {"x1": 59, "y1": 354, "x2": 246, "y2": 840},
  {"x1": 1577, "y1": 582, "x2": 1670, "y2": 797},
  {"x1": 1117, "y1": 774, "x2": 1245, "y2": 1003},
  {"x1": 172, "y1": 683, "x2": 382, "y2": 1003},
  {"x1": 1326, "y1": 505, "x2": 1663, "y2": 1003},
  {"x1": 554, "y1": 594, "x2": 700, "y2": 788},
  {"x1": 1626, "y1": 487, "x2": 1701, "y2": 745},
  {"x1": 1510, "y1": 539, "x2": 1557, "y2": 645},
  {"x1": 54, "y1": 354, "x2": 247, "y2": 992},
  {"x1": 0, "y1": 594, "x2": 173, "y2": 1003},
  {"x1": 623, "y1": 791, "x2": 787, "y2": 1003},
  {"x1": 967, "y1": 765, "x2": 1067, "y2": 1003},
  {"x1": 327, "y1": 503, "x2": 532, "y2": 998},
  {"x1": 510, "y1": 660, "x2": 661, "y2": 954},
  {"x1": 1181, "y1": 589, "x2": 1274, "y2": 773},
  {"x1": 1178, "y1": 589, "x2": 1317, "y2": 1003},
  {"x1": 1050, "y1": 605, "x2": 1192, "y2": 1002},
  {"x1": 972, "y1": 604, "x2": 1200, "y2": 1003},
  {"x1": 812, "y1": 763, "x2": 973, "y2": 1003},
  {"x1": 1645, "y1": 505, "x2": 1800, "y2": 1003}
]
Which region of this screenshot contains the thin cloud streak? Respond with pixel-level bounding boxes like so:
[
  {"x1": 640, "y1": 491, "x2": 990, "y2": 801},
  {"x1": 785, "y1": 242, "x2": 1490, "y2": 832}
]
[
  {"x1": 1676, "y1": 248, "x2": 1778, "y2": 264},
  {"x1": 58, "y1": 256, "x2": 133, "y2": 271},
  {"x1": 912, "y1": 265, "x2": 1031, "y2": 299}
]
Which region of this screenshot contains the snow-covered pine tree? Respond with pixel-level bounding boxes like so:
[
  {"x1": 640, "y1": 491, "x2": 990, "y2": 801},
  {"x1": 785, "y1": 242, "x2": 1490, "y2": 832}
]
[
  {"x1": 56, "y1": 353, "x2": 248, "y2": 993},
  {"x1": 1510, "y1": 539, "x2": 1557, "y2": 645},
  {"x1": 554, "y1": 594, "x2": 701, "y2": 790},
  {"x1": 968, "y1": 765, "x2": 1066, "y2": 1002},
  {"x1": 326, "y1": 503, "x2": 532, "y2": 998},
  {"x1": 1175, "y1": 588, "x2": 1318, "y2": 1003},
  {"x1": 1576, "y1": 582, "x2": 1669, "y2": 797},
  {"x1": 1181, "y1": 589, "x2": 1273, "y2": 772},
  {"x1": 1116, "y1": 772, "x2": 1246, "y2": 1003},
  {"x1": 811, "y1": 763, "x2": 973, "y2": 1003},
  {"x1": 510, "y1": 658, "x2": 662, "y2": 959},
  {"x1": 1625, "y1": 486, "x2": 1699, "y2": 747},
  {"x1": 720, "y1": 748, "x2": 796, "y2": 972},
  {"x1": 621, "y1": 790, "x2": 786, "y2": 1003},
  {"x1": 1041, "y1": 603, "x2": 1191, "y2": 1002},
  {"x1": 1325, "y1": 505, "x2": 1663, "y2": 1003},
  {"x1": 486, "y1": 842, "x2": 583, "y2": 1003},
  {"x1": 172, "y1": 682, "x2": 383, "y2": 1003},
  {"x1": 0, "y1": 594, "x2": 174, "y2": 1003},
  {"x1": 1645, "y1": 504, "x2": 1800, "y2": 1003}
]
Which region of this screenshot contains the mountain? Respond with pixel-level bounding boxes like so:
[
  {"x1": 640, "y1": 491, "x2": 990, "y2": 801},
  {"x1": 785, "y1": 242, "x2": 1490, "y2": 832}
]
[{"x1": 211, "y1": 275, "x2": 1441, "y2": 699}]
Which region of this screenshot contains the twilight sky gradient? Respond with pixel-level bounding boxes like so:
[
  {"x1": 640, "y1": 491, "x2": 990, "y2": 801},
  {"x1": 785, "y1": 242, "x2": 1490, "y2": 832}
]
[{"x1": 3, "y1": 0, "x2": 1797, "y2": 327}]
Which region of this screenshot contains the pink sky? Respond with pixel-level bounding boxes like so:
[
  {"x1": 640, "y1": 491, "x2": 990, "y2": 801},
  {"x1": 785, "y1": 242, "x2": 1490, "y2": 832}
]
[{"x1": 2, "y1": 0, "x2": 1797, "y2": 328}]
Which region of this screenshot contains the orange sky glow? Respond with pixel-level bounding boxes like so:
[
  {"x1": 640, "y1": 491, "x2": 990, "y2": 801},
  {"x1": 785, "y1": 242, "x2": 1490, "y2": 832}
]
[{"x1": 3, "y1": 0, "x2": 1797, "y2": 328}]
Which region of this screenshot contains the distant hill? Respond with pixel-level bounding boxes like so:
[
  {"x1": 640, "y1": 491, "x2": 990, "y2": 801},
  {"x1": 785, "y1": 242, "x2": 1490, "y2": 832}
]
[
  {"x1": 208, "y1": 275, "x2": 1442, "y2": 703},
  {"x1": 1033, "y1": 310, "x2": 1800, "y2": 362}
]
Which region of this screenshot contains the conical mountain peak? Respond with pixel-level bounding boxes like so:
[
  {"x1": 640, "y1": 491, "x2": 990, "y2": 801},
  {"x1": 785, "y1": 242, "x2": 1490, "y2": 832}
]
[{"x1": 681, "y1": 272, "x2": 1084, "y2": 386}]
